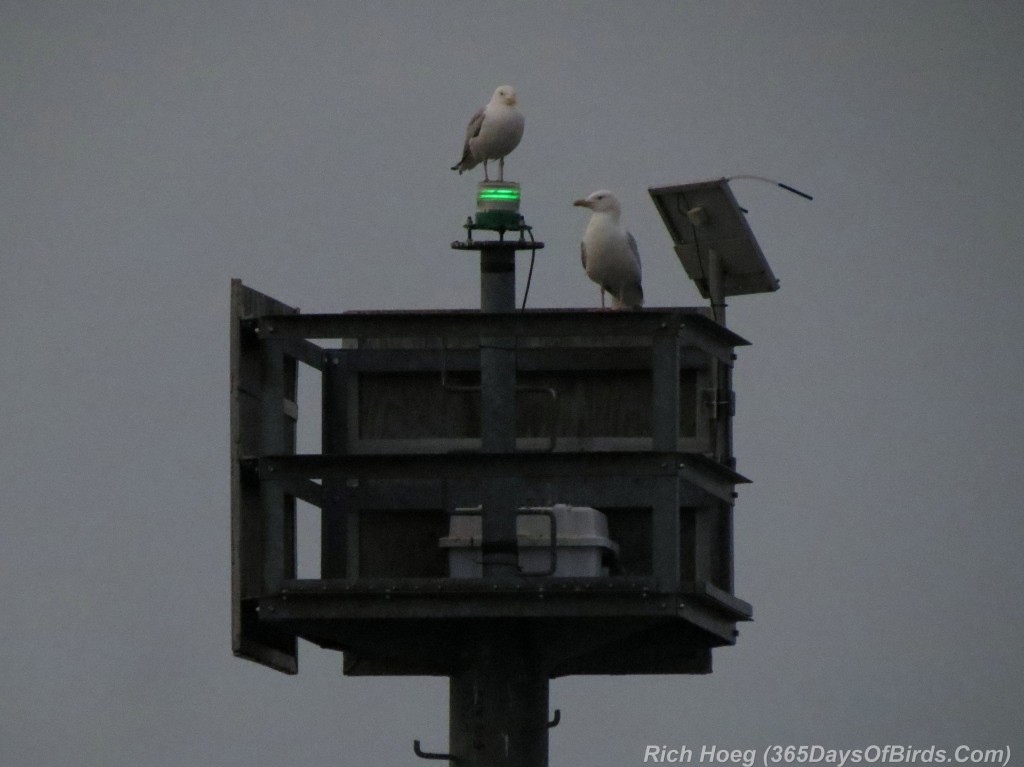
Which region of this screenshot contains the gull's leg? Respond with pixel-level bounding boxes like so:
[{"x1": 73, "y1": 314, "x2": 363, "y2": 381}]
[
  {"x1": 498, "y1": 156, "x2": 505, "y2": 181},
  {"x1": 600, "y1": 288, "x2": 606, "y2": 309},
  {"x1": 483, "y1": 160, "x2": 490, "y2": 181}
]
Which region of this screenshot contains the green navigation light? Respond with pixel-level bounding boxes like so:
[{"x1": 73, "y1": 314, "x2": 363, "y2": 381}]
[
  {"x1": 478, "y1": 188, "x2": 521, "y2": 202},
  {"x1": 473, "y1": 180, "x2": 522, "y2": 230}
]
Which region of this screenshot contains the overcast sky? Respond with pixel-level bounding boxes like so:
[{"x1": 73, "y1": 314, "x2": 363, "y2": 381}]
[{"x1": 2, "y1": 2, "x2": 1023, "y2": 765}]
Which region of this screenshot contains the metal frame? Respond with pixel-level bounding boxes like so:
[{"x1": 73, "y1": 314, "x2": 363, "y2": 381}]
[
  {"x1": 231, "y1": 280, "x2": 753, "y2": 679},
  {"x1": 230, "y1": 280, "x2": 300, "y2": 673}
]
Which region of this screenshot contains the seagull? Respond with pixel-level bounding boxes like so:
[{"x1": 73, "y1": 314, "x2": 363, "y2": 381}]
[
  {"x1": 573, "y1": 190, "x2": 644, "y2": 310},
  {"x1": 451, "y1": 85, "x2": 524, "y2": 181}
]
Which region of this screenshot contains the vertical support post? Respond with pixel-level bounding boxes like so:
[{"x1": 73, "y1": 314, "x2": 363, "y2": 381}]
[
  {"x1": 479, "y1": 245, "x2": 516, "y2": 452},
  {"x1": 706, "y1": 248, "x2": 731, "y2": 464},
  {"x1": 449, "y1": 626, "x2": 549, "y2": 767},
  {"x1": 652, "y1": 331, "x2": 681, "y2": 591},
  {"x1": 444, "y1": 240, "x2": 551, "y2": 764},
  {"x1": 479, "y1": 244, "x2": 518, "y2": 577},
  {"x1": 652, "y1": 476, "x2": 682, "y2": 592},
  {"x1": 321, "y1": 350, "x2": 351, "y2": 579},
  {"x1": 259, "y1": 336, "x2": 288, "y2": 592},
  {"x1": 652, "y1": 331, "x2": 680, "y2": 452},
  {"x1": 718, "y1": 357, "x2": 735, "y2": 468},
  {"x1": 692, "y1": 506, "x2": 712, "y2": 584},
  {"x1": 722, "y1": 504, "x2": 736, "y2": 592}
]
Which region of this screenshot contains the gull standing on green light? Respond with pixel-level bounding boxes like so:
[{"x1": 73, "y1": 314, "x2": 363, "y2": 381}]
[
  {"x1": 574, "y1": 190, "x2": 644, "y2": 310},
  {"x1": 451, "y1": 85, "x2": 524, "y2": 182}
]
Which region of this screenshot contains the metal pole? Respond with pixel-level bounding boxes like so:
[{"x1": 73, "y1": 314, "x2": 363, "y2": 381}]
[
  {"x1": 478, "y1": 244, "x2": 517, "y2": 577},
  {"x1": 443, "y1": 244, "x2": 550, "y2": 766},
  {"x1": 480, "y1": 246, "x2": 516, "y2": 314},
  {"x1": 449, "y1": 625, "x2": 549, "y2": 767},
  {"x1": 707, "y1": 247, "x2": 726, "y2": 327}
]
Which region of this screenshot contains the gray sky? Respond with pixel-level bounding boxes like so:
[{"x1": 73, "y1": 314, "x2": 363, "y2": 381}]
[{"x1": 3, "y1": 2, "x2": 1023, "y2": 765}]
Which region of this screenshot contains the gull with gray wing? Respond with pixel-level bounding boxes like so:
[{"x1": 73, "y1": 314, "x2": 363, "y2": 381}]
[
  {"x1": 574, "y1": 190, "x2": 644, "y2": 310},
  {"x1": 451, "y1": 85, "x2": 524, "y2": 182}
]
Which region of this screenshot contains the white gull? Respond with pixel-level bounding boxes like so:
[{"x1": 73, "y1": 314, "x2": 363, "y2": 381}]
[
  {"x1": 573, "y1": 190, "x2": 644, "y2": 310},
  {"x1": 451, "y1": 85, "x2": 524, "y2": 182}
]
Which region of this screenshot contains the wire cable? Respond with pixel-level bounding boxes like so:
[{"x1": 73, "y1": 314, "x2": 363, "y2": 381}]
[
  {"x1": 727, "y1": 174, "x2": 813, "y2": 200},
  {"x1": 520, "y1": 226, "x2": 537, "y2": 311}
]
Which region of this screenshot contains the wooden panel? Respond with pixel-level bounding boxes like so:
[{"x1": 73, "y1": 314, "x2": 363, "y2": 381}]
[
  {"x1": 517, "y1": 370, "x2": 650, "y2": 438},
  {"x1": 651, "y1": 475, "x2": 682, "y2": 591},
  {"x1": 355, "y1": 368, "x2": 700, "y2": 442},
  {"x1": 358, "y1": 511, "x2": 448, "y2": 578},
  {"x1": 652, "y1": 334, "x2": 680, "y2": 450},
  {"x1": 683, "y1": 508, "x2": 701, "y2": 583},
  {"x1": 681, "y1": 371, "x2": 699, "y2": 437},
  {"x1": 358, "y1": 372, "x2": 481, "y2": 439},
  {"x1": 708, "y1": 504, "x2": 733, "y2": 592},
  {"x1": 603, "y1": 508, "x2": 652, "y2": 576}
]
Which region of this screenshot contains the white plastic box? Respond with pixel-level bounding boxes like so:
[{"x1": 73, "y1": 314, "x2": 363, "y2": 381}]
[{"x1": 439, "y1": 504, "x2": 619, "y2": 578}]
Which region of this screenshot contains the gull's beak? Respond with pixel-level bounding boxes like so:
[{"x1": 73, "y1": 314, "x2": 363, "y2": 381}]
[
  {"x1": 573, "y1": 199, "x2": 590, "y2": 208},
  {"x1": 507, "y1": 94, "x2": 517, "y2": 106}
]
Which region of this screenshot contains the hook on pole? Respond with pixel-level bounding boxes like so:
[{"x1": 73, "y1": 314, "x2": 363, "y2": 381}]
[
  {"x1": 548, "y1": 709, "x2": 561, "y2": 728},
  {"x1": 413, "y1": 739, "x2": 460, "y2": 763}
]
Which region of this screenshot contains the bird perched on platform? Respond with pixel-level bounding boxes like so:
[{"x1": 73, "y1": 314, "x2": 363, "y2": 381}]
[
  {"x1": 451, "y1": 85, "x2": 524, "y2": 181},
  {"x1": 573, "y1": 190, "x2": 644, "y2": 310}
]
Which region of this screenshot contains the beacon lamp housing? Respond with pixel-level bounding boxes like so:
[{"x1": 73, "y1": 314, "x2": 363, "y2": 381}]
[{"x1": 475, "y1": 180, "x2": 522, "y2": 231}]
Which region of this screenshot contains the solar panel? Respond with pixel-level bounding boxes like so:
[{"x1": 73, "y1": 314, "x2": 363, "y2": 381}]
[{"x1": 649, "y1": 178, "x2": 779, "y2": 299}]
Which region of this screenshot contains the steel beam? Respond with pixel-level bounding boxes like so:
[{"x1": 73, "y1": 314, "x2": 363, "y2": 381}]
[
  {"x1": 257, "y1": 308, "x2": 747, "y2": 349},
  {"x1": 251, "y1": 452, "x2": 746, "y2": 503},
  {"x1": 259, "y1": 337, "x2": 289, "y2": 593}
]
